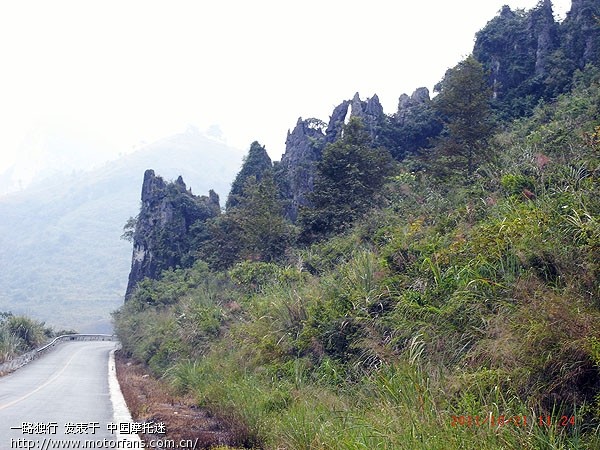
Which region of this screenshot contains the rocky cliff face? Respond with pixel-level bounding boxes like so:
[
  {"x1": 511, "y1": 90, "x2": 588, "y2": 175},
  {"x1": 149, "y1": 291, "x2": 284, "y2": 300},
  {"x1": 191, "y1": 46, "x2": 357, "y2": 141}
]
[
  {"x1": 386, "y1": 87, "x2": 441, "y2": 159},
  {"x1": 279, "y1": 93, "x2": 385, "y2": 221},
  {"x1": 563, "y1": 0, "x2": 600, "y2": 68},
  {"x1": 324, "y1": 100, "x2": 350, "y2": 144},
  {"x1": 474, "y1": 1, "x2": 559, "y2": 102},
  {"x1": 226, "y1": 141, "x2": 272, "y2": 210},
  {"x1": 530, "y1": 0, "x2": 560, "y2": 77},
  {"x1": 473, "y1": 0, "x2": 600, "y2": 116},
  {"x1": 396, "y1": 88, "x2": 433, "y2": 128},
  {"x1": 125, "y1": 169, "x2": 220, "y2": 299},
  {"x1": 349, "y1": 93, "x2": 385, "y2": 142},
  {"x1": 279, "y1": 118, "x2": 327, "y2": 222}
]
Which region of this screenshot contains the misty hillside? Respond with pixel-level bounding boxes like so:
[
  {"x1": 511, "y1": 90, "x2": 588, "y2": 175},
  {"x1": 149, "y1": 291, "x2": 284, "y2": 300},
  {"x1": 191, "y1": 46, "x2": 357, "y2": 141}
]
[
  {"x1": 0, "y1": 128, "x2": 117, "y2": 196},
  {"x1": 0, "y1": 127, "x2": 243, "y2": 332}
]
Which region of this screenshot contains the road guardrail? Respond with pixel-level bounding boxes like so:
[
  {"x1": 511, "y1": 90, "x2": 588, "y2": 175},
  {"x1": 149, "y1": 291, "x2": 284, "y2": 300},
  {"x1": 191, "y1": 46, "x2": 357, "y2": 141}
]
[{"x1": 0, "y1": 334, "x2": 117, "y2": 376}]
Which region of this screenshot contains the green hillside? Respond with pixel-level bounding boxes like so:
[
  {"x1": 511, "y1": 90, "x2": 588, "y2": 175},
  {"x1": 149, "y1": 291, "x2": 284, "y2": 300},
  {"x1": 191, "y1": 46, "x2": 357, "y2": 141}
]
[
  {"x1": 115, "y1": 71, "x2": 600, "y2": 449},
  {"x1": 114, "y1": 2, "x2": 600, "y2": 447}
]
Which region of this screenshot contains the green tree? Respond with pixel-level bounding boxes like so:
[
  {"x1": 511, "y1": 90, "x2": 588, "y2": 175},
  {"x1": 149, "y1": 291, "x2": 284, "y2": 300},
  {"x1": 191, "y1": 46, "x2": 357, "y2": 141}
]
[
  {"x1": 232, "y1": 173, "x2": 294, "y2": 261},
  {"x1": 432, "y1": 55, "x2": 495, "y2": 178},
  {"x1": 226, "y1": 141, "x2": 273, "y2": 210},
  {"x1": 120, "y1": 216, "x2": 138, "y2": 242},
  {"x1": 299, "y1": 117, "x2": 395, "y2": 241},
  {"x1": 193, "y1": 214, "x2": 244, "y2": 270},
  {"x1": 196, "y1": 173, "x2": 294, "y2": 268}
]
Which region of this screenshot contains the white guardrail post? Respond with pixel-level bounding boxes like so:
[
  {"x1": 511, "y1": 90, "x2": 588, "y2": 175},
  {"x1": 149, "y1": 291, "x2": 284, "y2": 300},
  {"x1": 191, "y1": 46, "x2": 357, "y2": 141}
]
[{"x1": 0, "y1": 334, "x2": 118, "y2": 376}]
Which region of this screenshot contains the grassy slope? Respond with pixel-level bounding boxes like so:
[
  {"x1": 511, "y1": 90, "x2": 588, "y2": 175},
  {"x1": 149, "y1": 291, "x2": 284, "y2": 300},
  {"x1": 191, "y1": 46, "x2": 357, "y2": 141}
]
[{"x1": 115, "y1": 70, "x2": 600, "y2": 449}]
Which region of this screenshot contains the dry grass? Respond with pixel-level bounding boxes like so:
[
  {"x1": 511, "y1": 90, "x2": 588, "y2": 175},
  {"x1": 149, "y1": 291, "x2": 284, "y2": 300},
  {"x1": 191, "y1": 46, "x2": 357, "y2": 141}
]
[{"x1": 115, "y1": 351, "x2": 246, "y2": 449}]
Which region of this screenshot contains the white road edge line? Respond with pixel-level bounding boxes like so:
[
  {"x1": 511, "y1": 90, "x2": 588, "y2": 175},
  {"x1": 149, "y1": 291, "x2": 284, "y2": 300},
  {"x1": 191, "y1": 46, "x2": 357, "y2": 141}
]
[{"x1": 108, "y1": 347, "x2": 143, "y2": 444}]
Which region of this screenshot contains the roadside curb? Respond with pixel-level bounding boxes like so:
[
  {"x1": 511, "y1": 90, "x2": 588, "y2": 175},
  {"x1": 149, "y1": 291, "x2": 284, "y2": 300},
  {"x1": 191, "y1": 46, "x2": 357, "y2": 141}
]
[{"x1": 108, "y1": 348, "x2": 143, "y2": 444}]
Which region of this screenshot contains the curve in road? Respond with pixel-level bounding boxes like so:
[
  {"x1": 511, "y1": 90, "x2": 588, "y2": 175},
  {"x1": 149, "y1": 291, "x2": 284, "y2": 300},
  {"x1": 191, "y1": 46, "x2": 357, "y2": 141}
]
[{"x1": 0, "y1": 340, "x2": 139, "y2": 447}]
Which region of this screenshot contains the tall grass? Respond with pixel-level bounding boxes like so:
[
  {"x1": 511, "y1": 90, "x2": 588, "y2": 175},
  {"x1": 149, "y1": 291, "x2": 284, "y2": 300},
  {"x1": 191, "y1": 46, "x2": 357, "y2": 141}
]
[
  {"x1": 165, "y1": 337, "x2": 598, "y2": 449},
  {"x1": 0, "y1": 314, "x2": 50, "y2": 363},
  {"x1": 0, "y1": 328, "x2": 20, "y2": 363},
  {"x1": 116, "y1": 75, "x2": 600, "y2": 447}
]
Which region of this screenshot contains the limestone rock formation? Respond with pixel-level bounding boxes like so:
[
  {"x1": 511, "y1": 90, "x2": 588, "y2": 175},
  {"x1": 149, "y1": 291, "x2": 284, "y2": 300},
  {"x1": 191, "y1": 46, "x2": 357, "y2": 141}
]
[
  {"x1": 279, "y1": 93, "x2": 386, "y2": 221},
  {"x1": 279, "y1": 118, "x2": 327, "y2": 222},
  {"x1": 125, "y1": 169, "x2": 220, "y2": 300},
  {"x1": 529, "y1": 0, "x2": 559, "y2": 77},
  {"x1": 474, "y1": 1, "x2": 559, "y2": 102},
  {"x1": 563, "y1": 0, "x2": 600, "y2": 68},
  {"x1": 473, "y1": 0, "x2": 600, "y2": 115},
  {"x1": 385, "y1": 87, "x2": 441, "y2": 159},
  {"x1": 396, "y1": 87, "x2": 432, "y2": 123},
  {"x1": 349, "y1": 93, "x2": 385, "y2": 141},
  {"x1": 324, "y1": 100, "x2": 350, "y2": 144}
]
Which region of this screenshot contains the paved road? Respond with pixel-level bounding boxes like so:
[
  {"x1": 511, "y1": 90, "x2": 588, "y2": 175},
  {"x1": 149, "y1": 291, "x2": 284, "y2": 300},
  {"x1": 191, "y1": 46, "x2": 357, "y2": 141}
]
[{"x1": 0, "y1": 341, "x2": 119, "y2": 447}]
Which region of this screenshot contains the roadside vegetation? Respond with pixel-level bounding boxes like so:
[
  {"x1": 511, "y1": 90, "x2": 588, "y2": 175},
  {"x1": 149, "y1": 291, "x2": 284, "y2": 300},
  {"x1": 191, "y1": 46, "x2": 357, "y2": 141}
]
[
  {"x1": 114, "y1": 61, "x2": 600, "y2": 448},
  {"x1": 0, "y1": 312, "x2": 61, "y2": 364}
]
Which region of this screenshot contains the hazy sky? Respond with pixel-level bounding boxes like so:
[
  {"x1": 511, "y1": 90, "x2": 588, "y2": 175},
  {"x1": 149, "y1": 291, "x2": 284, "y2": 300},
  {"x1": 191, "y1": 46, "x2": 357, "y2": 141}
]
[{"x1": 0, "y1": 0, "x2": 572, "y2": 176}]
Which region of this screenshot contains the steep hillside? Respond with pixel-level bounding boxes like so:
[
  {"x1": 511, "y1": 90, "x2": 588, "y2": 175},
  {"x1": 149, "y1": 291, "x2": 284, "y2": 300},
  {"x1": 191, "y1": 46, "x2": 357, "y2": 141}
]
[
  {"x1": 116, "y1": 69, "x2": 600, "y2": 448},
  {"x1": 0, "y1": 128, "x2": 242, "y2": 332},
  {"x1": 114, "y1": 1, "x2": 600, "y2": 448}
]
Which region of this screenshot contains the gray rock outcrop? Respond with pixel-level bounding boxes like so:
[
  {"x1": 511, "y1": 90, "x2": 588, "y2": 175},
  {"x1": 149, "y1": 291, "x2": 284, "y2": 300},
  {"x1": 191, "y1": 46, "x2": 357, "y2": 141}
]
[
  {"x1": 280, "y1": 118, "x2": 327, "y2": 222},
  {"x1": 563, "y1": 0, "x2": 600, "y2": 68},
  {"x1": 279, "y1": 93, "x2": 387, "y2": 221},
  {"x1": 125, "y1": 169, "x2": 220, "y2": 300},
  {"x1": 349, "y1": 93, "x2": 385, "y2": 141}
]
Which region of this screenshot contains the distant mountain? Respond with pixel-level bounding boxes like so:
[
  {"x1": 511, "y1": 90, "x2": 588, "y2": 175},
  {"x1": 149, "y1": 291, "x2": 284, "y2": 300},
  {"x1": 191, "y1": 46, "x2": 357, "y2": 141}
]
[
  {"x1": 0, "y1": 122, "x2": 122, "y2": 196},
  {"x1": 0, "y1": 127, "x2": 243, "y2": 332}
]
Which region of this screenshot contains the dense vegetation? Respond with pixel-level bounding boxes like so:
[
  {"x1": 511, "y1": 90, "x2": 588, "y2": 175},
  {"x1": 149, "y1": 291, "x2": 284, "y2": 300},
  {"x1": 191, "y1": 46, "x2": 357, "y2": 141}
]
[
  {"x1": 474, "y1": 0, "x2": 600, "y2": 120},
  {"x1": 0, "y1": 312, "x2": 66, "y2": 364},
  {"x1": 114, "y1": 6, "x2": 600, "y2": 447}
]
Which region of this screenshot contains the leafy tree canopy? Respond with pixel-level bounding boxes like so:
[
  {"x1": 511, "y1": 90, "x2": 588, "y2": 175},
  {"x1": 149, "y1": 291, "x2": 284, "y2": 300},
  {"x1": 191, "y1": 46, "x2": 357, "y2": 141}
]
[
  {"x1": 195, "y1": 173, "x2": 294, "y2": 269},
  {"x1": 299, "y1": 117, "x2": 395, "y2": 242},
  {"x1": 430, "y1": 55, "x2": 495, "y2": 178},
  {"x1": 226, "y1": 141, "x2": 273, "y2": 210}
]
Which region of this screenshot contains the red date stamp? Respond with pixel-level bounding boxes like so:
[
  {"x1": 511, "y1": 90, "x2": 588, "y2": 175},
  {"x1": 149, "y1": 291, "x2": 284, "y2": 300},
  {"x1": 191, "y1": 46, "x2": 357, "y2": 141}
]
[{"x1": 450, "y1": 415, "x2": 576, "y2": 428}]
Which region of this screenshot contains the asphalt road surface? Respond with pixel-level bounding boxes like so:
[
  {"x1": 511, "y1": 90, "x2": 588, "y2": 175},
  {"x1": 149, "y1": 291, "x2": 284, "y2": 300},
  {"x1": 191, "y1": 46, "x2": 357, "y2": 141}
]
[{"x1": 0, "y1": 341, "x2": 120, "y2": 447}]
